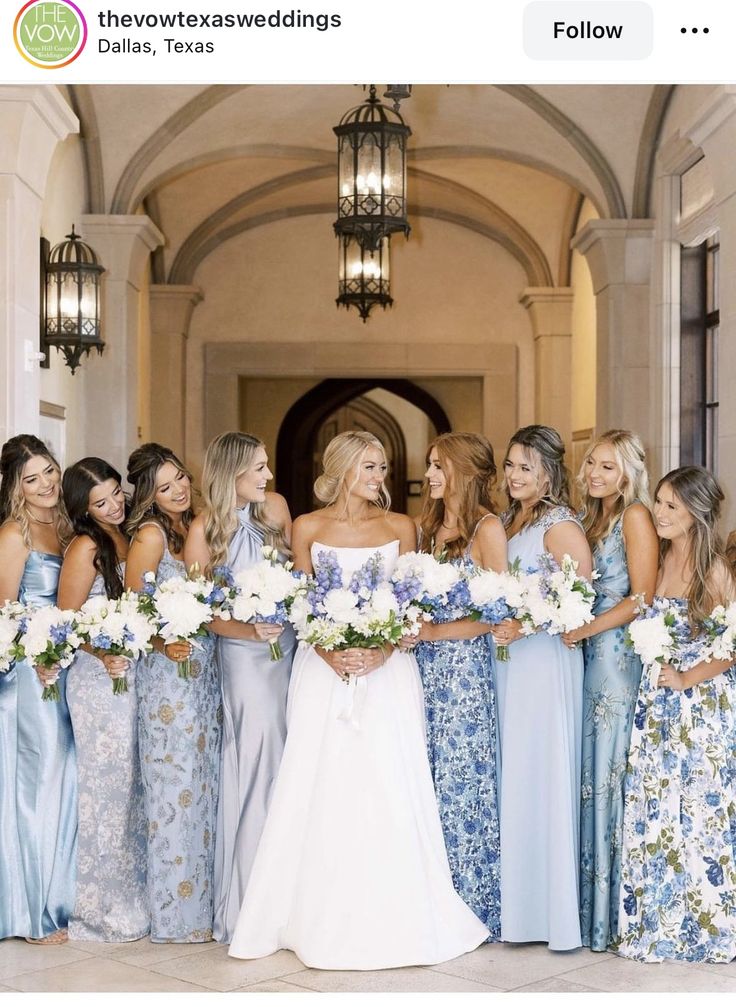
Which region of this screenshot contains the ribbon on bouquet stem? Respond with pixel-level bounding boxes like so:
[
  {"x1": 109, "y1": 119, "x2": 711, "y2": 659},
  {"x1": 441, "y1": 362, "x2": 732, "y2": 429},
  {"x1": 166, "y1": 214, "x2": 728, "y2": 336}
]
[{"x1": 337, "y1": 674, "x2": 369, "y2": 730}]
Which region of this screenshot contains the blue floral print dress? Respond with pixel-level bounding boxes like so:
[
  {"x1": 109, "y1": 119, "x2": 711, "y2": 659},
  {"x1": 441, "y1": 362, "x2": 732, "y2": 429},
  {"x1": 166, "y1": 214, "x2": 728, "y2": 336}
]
[
  {"x1": 616, "y1": 598, "x2": 736, "y2": 962},
  {"x1": 414, "y1": 516, "x2": 501, "y2": 938},
  {"x1": 579, "y1": 513, "x2": 643, "y2": 951},
  {"x1": 136, "y1": 524, "x2": 222, "y2": 942}
]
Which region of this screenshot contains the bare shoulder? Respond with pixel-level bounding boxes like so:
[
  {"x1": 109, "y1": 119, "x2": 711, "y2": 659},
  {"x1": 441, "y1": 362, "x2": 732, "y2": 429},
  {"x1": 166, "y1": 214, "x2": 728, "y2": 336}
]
[
  {"x1": 292, "y1": 509, "x2": 326, "y2": 541},
  {"x1": 385, "y1": 511, "x2": 416, "y2": 537},
  {"x1": 475, "y1": 512, "x2": 505, "y2": 539},
  {"x1": 132, "y1": 521, "x2": 166, "y2": 552},
  {"x1": 187, "y1": 512, "x2": 206, "y2": 535},
  {"x1": 710, "y1": 556, "x2": 736, "y2": 604},
  {"x1": 264, "y1": 491, "x2": 291, "y2": 526},
  {"x1": 64, "y1": 534, "x2": 97, "y2": 559},
  {"x1": 622, "y1": 501, "x2": 655, "y2": 535},
  {"x1": 0, "y1": 520, "x2": 27, "y2": 555}
]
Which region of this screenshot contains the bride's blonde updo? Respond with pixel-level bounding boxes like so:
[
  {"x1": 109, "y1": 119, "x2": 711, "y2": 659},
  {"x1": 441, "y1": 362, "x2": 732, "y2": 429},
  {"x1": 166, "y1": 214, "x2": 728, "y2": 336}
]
[{"x1": 314, "y1": 431, "x2": 391, "y2": 510}]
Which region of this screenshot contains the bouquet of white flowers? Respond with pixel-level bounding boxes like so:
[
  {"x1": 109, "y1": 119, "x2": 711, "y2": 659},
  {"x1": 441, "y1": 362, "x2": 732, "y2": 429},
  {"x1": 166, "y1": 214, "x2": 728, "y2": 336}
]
[
  {"x1": 0, "y1": 601, "x2": 25, "y2": 674},
  {"x1": 140, "y1": 570, "x2": 216, "y2": 679},
  {"x1": 293, "y1": 549, "x2": 411, "y2": 652},
  {"x1": 12, "y1": 606, "x2": 82, "y2": 701},
  {"x1": 702, "y1": 602, "x2": 736, "y2": 662},
  {"x1": 517, "y1": 553, "x2": 596, "y2": 637},
  {"x1": 77, "y1": 591, "x2": 159, "y2": 695},
  {"x1": 390, "y1": 550, "x2": 466, "y2": 625},
  {"x1": 627, "y1": 596, "x2": 705, "y2": 688},
  {"x1": 467, "y1": 563, "x2": 529, "y2": 660},
  {"x1": 232, "y1": 546, "x2": 309, "y2": 660}
]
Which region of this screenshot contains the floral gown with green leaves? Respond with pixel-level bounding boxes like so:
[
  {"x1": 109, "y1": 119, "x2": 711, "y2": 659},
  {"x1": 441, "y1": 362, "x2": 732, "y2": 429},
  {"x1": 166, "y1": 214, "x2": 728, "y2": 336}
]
[{"x1": 615, "y1": 598, "x2": 736, "y2": 963}]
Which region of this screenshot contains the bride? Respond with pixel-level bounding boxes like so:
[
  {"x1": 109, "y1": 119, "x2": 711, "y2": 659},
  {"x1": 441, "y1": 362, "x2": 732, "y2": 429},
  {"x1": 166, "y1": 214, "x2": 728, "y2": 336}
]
[{"x1": 228, "y1": 431, "x2": 489, "y2": 970}]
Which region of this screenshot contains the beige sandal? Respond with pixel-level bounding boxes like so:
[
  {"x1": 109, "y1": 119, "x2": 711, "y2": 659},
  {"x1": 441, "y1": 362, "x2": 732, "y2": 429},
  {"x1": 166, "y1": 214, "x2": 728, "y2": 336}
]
[{"x1": 25, "y1": 929, "x2": 68, "y2": 945}]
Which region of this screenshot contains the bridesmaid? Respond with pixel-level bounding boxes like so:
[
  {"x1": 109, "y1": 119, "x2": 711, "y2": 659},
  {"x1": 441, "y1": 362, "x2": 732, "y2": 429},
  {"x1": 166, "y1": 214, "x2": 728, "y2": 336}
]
[
  {"x1": 185, "y1": 432, "x2": 295, "y2": 944},
  {"x1": 0, "y1": 434, "x2": 76, "y2": 944},
  {"x1": 125, "y1": 443, "x2": 221, "y2": 943},
  {"x1": 58, "y1": 458, "x2": 148, "y2": 942},
  {"x1": 410, "y1": 432, "x2": 505, "y2": 937},
  {"x1": 490, "y1": 425, "x2": 592, "y2": 950},
  {"x1": 616, "y1": 467, "x2": 736, "y2": 962},
  {"x1": 561, "y1": 431, "x2": 658, "y2": 952}
]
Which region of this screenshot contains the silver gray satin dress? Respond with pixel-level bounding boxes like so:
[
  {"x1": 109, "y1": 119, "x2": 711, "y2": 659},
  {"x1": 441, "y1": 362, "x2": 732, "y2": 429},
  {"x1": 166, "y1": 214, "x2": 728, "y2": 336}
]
[
  {"x1": 213, "y1": 505, "x2": 295, "y2": 943},
  {"x1": 65, "y1": 568, "x2": 149, "y2": 941}
]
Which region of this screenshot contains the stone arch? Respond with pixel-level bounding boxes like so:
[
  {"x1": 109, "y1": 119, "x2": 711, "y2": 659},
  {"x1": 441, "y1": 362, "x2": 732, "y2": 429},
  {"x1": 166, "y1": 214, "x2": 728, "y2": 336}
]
[
  {"x1": 171, "y1": 201, "x2": 552, "y2": 288},
  {"x1": 632, "y1": 84, "x2": 676, "y2": 218},
  {"x1": 495, "y1": 85, "x2": 627, "y2": 218},
  {"x1": 110, "y1": 84, "x2": 249, "y2": 213},
  {"x1": 276, "y1": 379, "x2": 451, "y2": 517}
]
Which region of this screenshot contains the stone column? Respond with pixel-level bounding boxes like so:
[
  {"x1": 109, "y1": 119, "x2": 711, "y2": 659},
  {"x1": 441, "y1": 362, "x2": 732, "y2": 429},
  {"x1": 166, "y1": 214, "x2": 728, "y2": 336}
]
[
  {"x1": 78, "y1": 215, "x2": 163, "y2": 476},
  {"x1": 571, "y1": 220, "x2": 655, "y2": 440},
  {"x1": 519, "y1": 287, "x2": 573, "y2": 449},
  {"x1": 149, "y1": 284, "x2": 203, "y2": 459},
  {"x1": 0, "y1": 86, "x2": 78, "y2": 444}
]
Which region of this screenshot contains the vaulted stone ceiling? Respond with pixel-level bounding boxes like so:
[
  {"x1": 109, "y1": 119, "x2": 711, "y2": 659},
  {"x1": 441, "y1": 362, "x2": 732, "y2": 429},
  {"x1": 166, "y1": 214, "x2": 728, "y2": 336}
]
[{"x1": 65, "y1": 83, "x2": 677, "y2": 289}]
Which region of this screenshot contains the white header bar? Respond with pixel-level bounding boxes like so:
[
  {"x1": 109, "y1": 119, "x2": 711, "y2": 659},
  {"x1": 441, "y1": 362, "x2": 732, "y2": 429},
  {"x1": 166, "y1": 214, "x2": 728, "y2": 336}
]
[{"x1": 0, "y1": 0, "x2": 733, "y2": 83}]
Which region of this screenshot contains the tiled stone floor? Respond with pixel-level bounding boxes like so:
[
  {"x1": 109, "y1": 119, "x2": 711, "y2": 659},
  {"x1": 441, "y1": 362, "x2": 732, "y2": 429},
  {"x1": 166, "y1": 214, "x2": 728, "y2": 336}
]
[{"x1": 2, "y1": 938, "x2": 736, "y2": 993}]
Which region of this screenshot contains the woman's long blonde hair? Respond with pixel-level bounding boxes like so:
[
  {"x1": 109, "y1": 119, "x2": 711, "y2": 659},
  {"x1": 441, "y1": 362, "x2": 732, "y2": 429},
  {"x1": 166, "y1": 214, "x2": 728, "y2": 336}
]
[
  {"x1": 657, "y1": 466, "x2": 734, "y2": 624},
  {"x1": 577, "y1": 429, "x2": 651, "y2": 544},
  {"x1": 313, "y1": 430, "x2": 391, "y2": 511},
  {"x1": 201, "y1": 432, "x2": 289, "y2": 574},
  {"x1": 0, "y1": 434, "x2": 71, "y2": 548},
  {"x1": 418, "y1": 432, "x2": 497, "y2": 559}
]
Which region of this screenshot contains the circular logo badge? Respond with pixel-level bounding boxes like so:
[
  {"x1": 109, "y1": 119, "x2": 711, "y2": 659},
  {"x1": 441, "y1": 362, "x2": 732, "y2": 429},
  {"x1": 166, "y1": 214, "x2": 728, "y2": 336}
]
[{"x1": 14, "y1": 1, "x2": 87, "y2": 68}]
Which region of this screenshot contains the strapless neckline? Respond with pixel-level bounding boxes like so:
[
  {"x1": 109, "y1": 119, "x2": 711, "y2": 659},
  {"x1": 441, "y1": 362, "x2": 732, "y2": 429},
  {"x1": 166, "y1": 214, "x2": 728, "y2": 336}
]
[{"x1": 312, "y1": 539, "x2": 400, "y2": 552}]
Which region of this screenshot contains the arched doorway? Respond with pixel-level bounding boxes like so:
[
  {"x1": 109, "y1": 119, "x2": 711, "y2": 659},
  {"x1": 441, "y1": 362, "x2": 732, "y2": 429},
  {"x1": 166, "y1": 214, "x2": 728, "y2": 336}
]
[{"x1": 276, "y1": 379, "x2": 451, "y2": 517}]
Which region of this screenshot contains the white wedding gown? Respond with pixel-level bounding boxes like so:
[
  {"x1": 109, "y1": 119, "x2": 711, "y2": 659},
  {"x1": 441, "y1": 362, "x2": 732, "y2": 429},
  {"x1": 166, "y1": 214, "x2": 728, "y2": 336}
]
[{"x1": 228, "y1": 540, "x2": 489, "y2": 970}]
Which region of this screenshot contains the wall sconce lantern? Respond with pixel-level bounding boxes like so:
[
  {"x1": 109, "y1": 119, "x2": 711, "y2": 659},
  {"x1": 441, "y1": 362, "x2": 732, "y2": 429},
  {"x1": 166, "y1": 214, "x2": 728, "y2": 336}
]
[
  {"x1": 40, "y1": 226, "x2": 105, "y2": 374},
  {"x1": 336, "y1": 233, "x2": 392, "y2": 322},
  {"x1": 333, "y1": 84, "x2": 411, "y2": 252}
]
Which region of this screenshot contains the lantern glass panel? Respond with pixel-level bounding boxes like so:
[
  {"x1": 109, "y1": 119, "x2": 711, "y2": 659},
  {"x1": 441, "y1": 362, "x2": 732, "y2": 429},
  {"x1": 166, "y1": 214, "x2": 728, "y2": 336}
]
[
  {"x1": 356, "y1": 132, "x2": 381, "y2": 201},
  {"x1": 338, "y1": 135, "x2": 355, "y2": 202},
  {"x1": 386, "y1": 134, "x2": 405, "y2": 200}
]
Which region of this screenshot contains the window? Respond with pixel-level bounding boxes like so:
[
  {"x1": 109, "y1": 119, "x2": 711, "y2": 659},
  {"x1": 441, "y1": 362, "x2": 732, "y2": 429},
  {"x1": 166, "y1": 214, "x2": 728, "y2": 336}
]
[{"x1": 680, "y1": 234, "x2": 719, "y2": 469}]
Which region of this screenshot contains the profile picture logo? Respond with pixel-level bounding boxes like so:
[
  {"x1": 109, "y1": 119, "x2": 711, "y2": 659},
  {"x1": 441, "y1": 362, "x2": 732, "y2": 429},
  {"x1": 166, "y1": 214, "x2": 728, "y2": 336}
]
[{"x1": 14, "y1": 1, "x2": 87, "y2": 68}]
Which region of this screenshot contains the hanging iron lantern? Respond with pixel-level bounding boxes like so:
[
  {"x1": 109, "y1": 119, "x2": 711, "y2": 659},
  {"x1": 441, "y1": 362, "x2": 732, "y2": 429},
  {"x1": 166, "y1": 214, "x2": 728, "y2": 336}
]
[
  {"x1": 41, "y1": 225, "x2": 105, "y2": 374},
  {"x1": 336, "y1": 234, "x2": 392, "y2": 322},
  {"x1": 333, "y1": 84, "x2": 411, "y2": 251}
]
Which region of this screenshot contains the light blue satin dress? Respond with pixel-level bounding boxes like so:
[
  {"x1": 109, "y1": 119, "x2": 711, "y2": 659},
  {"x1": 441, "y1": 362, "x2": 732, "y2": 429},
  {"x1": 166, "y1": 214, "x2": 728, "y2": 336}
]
[
  {"x1": 495, "y1": 507, "x2": 584, "y2": 950},
  {"x1": 579, "y1": 514, "x2": 642, "y2": 951},
  {"x1": 0, "y1": 550, "x2": 77, "y2": 939},
  {"x1": 136, "y1": 525, "x2": 221, "y2": 942},
  {"x1": 66, "y1": 568, "x2": 149, "y2": 941},
  {"x1": 213, "y1": 505, "x2": 296, "y2": 943}
]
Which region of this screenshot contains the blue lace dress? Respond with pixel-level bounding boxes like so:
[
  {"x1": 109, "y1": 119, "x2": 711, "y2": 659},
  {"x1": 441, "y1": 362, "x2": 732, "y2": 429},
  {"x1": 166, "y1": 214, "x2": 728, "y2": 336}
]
[
  {"x1": 0, "y1": 550, "x2": 77, "y2": 939},
  {"x1": 579, "y1": 514, "x2": 643, "y2": 950},
  {"x1": 616, "y1": 597, "x2": 736, "y2": 962},
  {"x1": 414, "y1": 520, "x2": 501, "y2": 938},
  {"x1": 66, "y1": 567, "x2": 149, "y2": 941},
  {"x1": 495, "y1": 506, "x2": 584, "y2": 950},
  {"x1": 136, "y1": 525, "x2": 221, "y2": 942}
]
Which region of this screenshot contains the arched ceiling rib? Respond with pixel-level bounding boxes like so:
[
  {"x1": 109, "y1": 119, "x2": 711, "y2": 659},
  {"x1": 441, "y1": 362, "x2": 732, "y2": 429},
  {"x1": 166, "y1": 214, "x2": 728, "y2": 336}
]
[
  {"x1": 97, "y1": 84, "x2": 624, "y2": 220},
  {"x1": 495, "y1": 85, "x2": 626, "y2": 218},
  {"x1": 171, "y1": 201, "x2": 551, "y2": 289},
  {"x1": 632, "y1": 84, "x2": 676, "y2": 218},
  {"x1": 110, "y1": 84, "x2": 248, "y2": 213}
]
